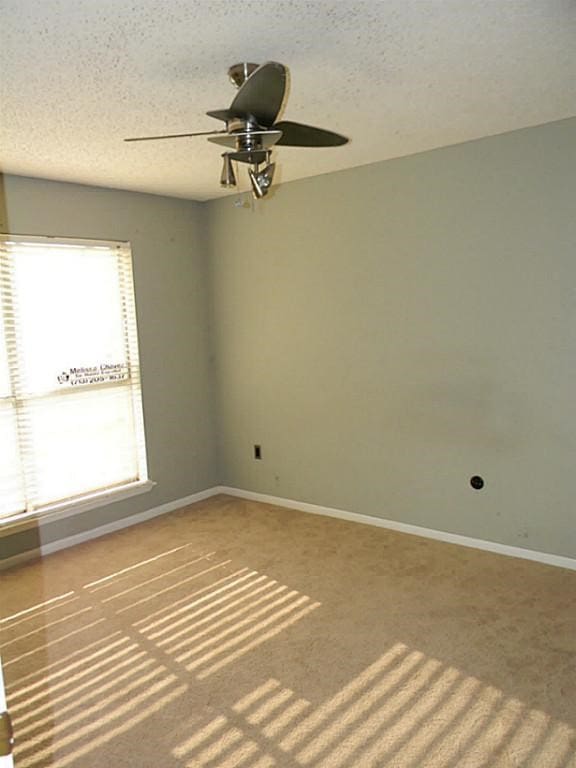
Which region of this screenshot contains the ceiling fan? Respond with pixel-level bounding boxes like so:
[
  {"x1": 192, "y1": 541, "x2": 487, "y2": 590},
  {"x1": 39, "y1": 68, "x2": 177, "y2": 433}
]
[{"x1": 125, "y1": 62, "x2": 349, "y2": 199}]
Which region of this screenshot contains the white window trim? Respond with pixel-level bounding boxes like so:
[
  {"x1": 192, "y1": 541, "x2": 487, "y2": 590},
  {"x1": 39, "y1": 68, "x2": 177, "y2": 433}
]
[
  {"x1": 0, "y1": 479, "x2": 156, "y2": 535},
  {"x1": 0, "y1": 233, "x2": 153, "y2": 531}
]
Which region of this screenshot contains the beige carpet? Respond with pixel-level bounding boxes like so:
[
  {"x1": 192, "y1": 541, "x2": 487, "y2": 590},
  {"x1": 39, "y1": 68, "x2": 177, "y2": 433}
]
[{"x1": 1, "y1": 495, "x2": 575, "y2": 768}]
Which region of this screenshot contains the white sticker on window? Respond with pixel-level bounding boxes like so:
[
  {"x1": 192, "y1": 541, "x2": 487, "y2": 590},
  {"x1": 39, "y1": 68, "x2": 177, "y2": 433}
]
[{"x1": 57, "y1": 363, "x2": 128, "y2": 386}]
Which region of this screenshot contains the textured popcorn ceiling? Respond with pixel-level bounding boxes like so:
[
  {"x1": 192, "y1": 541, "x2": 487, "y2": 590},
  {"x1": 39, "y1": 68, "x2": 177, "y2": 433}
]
[{"x1": 1, "y1": 0, "x2": 575, "y2": 201}]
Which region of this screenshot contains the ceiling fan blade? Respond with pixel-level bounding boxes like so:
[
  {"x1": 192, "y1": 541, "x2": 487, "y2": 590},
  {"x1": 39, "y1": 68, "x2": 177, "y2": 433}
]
[
  {"x1": 274, "y1": 121, "x2": 348, "y2": 147},
  {"x1": 206, "y1": 109, "x2": 234, "y2": 122},
  {"x1": 229, "y1": 62, "x2": 287, "y2": 127},
  {"x1": 124, "y1": 130, "x2": 226, "y2": 142}
]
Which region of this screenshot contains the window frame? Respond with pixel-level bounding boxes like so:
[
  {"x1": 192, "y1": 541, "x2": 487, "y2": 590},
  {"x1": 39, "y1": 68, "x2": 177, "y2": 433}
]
[{"x1": 0, "y1": 234, "x2": 154, "y2": 535}]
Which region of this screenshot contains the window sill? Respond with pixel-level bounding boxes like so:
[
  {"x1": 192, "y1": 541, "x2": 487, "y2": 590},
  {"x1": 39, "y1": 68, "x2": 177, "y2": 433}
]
[{"x1": 0, "y1": 479, "x2": 156, "y2": 536}]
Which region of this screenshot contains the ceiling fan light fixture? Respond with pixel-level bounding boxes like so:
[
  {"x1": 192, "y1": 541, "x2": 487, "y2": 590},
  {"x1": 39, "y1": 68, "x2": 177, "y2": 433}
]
[
  {"x1": 220, "y1": 154, "x2": 237, "y2": 187},
  {"x1": 248, "y1": 162, "x2": 276, "y2": 199}
]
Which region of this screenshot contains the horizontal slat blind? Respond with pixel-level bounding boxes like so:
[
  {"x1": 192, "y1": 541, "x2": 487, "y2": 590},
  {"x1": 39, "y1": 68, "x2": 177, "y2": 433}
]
[
  {"x1": 0, "y1": 235, "x2": 148, "y2": 519},
  {"x1": 0, "y1": 403, "x2": 25, "y2": 518}
]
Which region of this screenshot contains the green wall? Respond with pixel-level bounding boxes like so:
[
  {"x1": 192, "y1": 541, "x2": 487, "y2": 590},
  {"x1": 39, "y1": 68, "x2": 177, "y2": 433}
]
[
  {"x1": 0, "y1": 175, "x2": 218, "y2": 559},
  {"x1": 207, "y1": 117, "x2": 576, "y2": 559},
  {"x1": 3, "y1": 117, "x2": 576, "y2": 562}
]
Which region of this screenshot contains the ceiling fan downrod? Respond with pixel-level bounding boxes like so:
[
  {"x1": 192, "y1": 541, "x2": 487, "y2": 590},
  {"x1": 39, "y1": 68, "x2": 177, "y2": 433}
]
[{"x1": 228, "y1": 63, "x2": 258, "y2": 88}]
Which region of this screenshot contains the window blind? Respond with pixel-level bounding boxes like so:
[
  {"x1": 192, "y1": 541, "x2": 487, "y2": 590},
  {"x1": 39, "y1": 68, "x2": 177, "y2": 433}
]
[{"x1": 0, "y1": 235, "x2": 148, "y2": 522}]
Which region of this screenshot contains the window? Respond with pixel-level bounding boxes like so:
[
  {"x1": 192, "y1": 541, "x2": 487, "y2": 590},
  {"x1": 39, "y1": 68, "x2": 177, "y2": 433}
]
[{"x1": 0, "y1": 235, "x2": 151, "y2": 527}]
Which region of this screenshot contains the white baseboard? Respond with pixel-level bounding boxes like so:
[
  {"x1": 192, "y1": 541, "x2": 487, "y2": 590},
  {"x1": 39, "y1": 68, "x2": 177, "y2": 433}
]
[
  {"x1": 217, "y1": 486, "x2": 576, "y2": 572},
  {"x1": 0, "y1": 486, "x2": 221, "y2": 571},
  {"x1": 4, "y1": 483, "x2": 575, "y2": 573}
]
